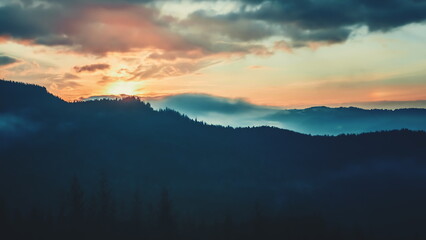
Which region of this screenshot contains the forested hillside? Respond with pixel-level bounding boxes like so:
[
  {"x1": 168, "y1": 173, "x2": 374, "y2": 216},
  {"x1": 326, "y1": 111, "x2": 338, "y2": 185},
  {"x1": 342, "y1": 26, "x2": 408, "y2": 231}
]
[{"x1": 1, "y1": 80, "x2": 426, "y2": 240}]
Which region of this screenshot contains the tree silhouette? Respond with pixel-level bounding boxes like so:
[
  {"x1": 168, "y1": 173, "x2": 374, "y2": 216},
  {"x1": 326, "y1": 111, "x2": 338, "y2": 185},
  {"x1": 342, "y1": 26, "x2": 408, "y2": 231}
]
[
  {"x1": 0, "y1": 197, "x2": 10, "y2": 238},
  {"x1": 96, "y1": 172, "x2": 116, "y2": 239},
  {"x1": 221, "y1": 213, "x2": 235, "y2": 240},
  {"x1": 251, "y1": 202, "x2": 266, "y2": 240},
  {"x1": 70, "y1": 176, "x2": 85, "y2": 221},
  {"x1": 67, "y1": 176, "x2": 85, "y2": 238},
  {"x1": 158, "y1": 189, "x2": 175, "y2": 240},
  {"x1": 130, "y1": 188, "x2": 143, "y2": 239},
  {"x1": 131, "y1": 189, "x2": 142, "y2": 225}
]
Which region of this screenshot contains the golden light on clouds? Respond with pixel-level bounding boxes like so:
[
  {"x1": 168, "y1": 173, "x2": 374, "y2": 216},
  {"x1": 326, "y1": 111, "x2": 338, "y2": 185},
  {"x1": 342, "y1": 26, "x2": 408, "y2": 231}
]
[{"x1": 0, "y1": 1, "x2": 426, "y2": 107}]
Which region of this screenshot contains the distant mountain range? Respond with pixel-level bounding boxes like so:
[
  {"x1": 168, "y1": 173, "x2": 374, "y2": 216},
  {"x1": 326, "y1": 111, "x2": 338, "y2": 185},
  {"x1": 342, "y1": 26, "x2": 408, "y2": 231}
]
[
  {"x1": 81, "y1": 93, "x2": 426, "y2": 135},
  {"x1": 1, "y1": 80, "x2": 426, "y2": 239}
]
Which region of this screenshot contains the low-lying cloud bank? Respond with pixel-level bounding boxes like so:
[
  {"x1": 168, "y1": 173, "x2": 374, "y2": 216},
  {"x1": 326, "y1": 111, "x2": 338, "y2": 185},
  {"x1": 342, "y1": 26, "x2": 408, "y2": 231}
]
[{"x1": 146, "y1": 94, "x2": 426, "y2": 135}]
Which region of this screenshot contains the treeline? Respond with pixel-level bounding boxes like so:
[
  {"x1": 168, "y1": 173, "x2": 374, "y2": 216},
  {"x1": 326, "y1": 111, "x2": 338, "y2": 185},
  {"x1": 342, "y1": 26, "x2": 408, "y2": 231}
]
[
  {"x1": 0, "y1": 175, "x2": 376, "y2": 240},
  {"x1": 2, "y1": 80, "x2": 426, "y2": 239}
]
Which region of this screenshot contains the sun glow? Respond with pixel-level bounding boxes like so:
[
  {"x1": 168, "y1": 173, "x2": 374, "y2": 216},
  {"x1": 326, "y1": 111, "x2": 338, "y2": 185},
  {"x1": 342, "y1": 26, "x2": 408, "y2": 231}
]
[{"x1": 107, "y1": 81, "x2": 139, "y2": 95}]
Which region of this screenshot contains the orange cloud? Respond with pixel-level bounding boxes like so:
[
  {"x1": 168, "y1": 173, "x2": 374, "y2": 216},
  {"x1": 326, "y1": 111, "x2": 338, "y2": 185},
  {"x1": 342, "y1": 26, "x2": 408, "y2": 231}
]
[
  {"x1": 59, "y1": 5, "x2": 192, "y2": 55},
  {"x1": 274, "y1": 41, "x2": 293, "y2": 53},
  {"x1": 74, "y1": 63, "x2": 110, "y2": 73},
  {"x1": 248, "y1": 65, "x2": 265, "y2": 70}
]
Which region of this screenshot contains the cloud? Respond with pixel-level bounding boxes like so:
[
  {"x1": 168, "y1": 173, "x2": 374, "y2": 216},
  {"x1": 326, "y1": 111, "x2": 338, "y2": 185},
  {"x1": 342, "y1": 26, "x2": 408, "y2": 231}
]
[
  {"x1": 182, "y1": 10, "x2": 279, "y2": 42},
  {"x1": 172, "y1": 0, "x2": 426, "y2": 48},
  {"x1": 147, "y1": 93, "x2": 279, "y2": 126},
  {"x1": 128, "y1": 60, "x2": 218, "y2": 80},
  {"x1": 22, "y1": 73, "x2": 84, "y2": 92},
  {"x1": 273, "y1": 40, "x2": 293, "y2": 53},
  {"x1": 283, "y1": 0, "x2": 425, "y2": 30},
  {"x1": 57, "y1": 5, "x2": 194, "y2": 55},
  {"x1": 63, "y1": 73, "x2": 80, "y2": 79},
  {"x1": 0, "y1": 55, "x2": 18, "y2": 67},
  {"x1": 0, "y1": 3, "x2": 61, "y2": 41},
  {"x1": 148, "y1": 93, "x2": 426, "y2": 134},
  {"x1": 0, "y1": 2, "x2": 250, "y2": 79},
  {"x1": 16, "y1": 0, "x2": 156, "y2": 7},
  {"x1": 248, "y1": 65, "x2": 266, "y2": 70},
  {"x1": 1, "y1": 0, "x2": 426, "y2": 54},
  {"x1": 149, "y1": 93, "x2": 273, "y2": 115},
  {"x1": 0, "y1": 3, "x2": 193, "y2": 55},
  {"x1": 74, "y1": 63, "x2": 110, "y2": 73},
  {"x1": 1, "y1": 0, "x2": 426, "y2": 83}
]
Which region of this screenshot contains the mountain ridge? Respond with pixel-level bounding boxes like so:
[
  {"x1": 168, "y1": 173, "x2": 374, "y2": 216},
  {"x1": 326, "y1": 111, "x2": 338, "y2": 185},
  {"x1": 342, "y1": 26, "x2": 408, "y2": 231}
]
[
  {"x1": 1, "y1": 79, "x2": 426, "y2": 238},
  {"x1": 3, "y1": 79, "x2": 426, "y2": 135}
]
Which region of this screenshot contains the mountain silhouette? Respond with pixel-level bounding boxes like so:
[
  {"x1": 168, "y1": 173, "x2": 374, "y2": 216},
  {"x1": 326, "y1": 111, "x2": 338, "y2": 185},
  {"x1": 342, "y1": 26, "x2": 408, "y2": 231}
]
[{"x1": 1, "y1": 79, "x2": 426, "y2": 239}]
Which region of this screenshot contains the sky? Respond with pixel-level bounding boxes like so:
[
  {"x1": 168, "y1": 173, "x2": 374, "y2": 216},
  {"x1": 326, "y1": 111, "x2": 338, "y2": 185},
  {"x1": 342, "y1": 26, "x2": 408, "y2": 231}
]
[{"x1": 1, "y1": 0, "x2": 426, "y2": 108}]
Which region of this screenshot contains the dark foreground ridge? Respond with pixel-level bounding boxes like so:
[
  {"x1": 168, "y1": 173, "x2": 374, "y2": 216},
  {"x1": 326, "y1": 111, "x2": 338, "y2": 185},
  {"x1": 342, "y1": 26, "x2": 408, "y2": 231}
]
[{"x1": 1, "y1": 80, "x2": 426, "y2": 240}]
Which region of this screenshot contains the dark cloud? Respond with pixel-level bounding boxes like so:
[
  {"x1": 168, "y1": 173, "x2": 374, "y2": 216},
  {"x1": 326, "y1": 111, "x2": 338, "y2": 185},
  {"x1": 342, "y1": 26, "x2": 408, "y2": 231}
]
[
  {"x1": 183, "y1": 10, "x2": 278, "y2": 42},
  {"x1": 34, "y1": 34, "x2": 74, "y2": 46},
  {"x1": 0, "y1": 55, "x2": 18, "y2": 67},
  {"x1": 74, "y1": 63, "x2": 110, "y2": 73},
  {"x1": 172, "y1": 0, "x2": 426, "y2": 47},
  {"x1": 232, "y1": 0, "x2": 426, "y2": 44},
  {"x1": 0, "y1": 3, "x2": 57, "y2": 39},
  {"x1": 238, "y1": 0, "x2": 426, "y2": 30}
]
